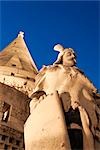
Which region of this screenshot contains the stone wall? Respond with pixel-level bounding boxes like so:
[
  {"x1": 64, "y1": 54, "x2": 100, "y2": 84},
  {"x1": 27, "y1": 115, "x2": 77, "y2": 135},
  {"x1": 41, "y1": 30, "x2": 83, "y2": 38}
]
[
  {"x1": 0, "y1": 82, "x2": 30, "y2": 149},
  {"x1": 0, "y1": 66, "x2": 36, "y2": 96}
]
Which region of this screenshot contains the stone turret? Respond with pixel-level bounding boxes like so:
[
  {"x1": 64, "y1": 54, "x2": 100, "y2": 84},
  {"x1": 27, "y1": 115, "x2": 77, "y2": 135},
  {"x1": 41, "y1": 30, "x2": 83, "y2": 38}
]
[
  {"x1": 0, "y1": 32, "x2": 37, "y2": 149},
  {"x1": 0, "y1": 31, "x2": 38, "y2": 96}
]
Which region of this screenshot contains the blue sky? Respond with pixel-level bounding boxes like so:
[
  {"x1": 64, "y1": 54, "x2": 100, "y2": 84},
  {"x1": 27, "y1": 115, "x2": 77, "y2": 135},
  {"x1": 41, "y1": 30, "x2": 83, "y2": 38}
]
[{"x1": 0, "y1": 0, "x2": 100, "y2": 90}]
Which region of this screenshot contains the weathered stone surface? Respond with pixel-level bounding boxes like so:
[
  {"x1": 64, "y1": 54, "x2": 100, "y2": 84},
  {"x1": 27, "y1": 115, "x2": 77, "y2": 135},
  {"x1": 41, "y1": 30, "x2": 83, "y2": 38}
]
[
  {"x1": 24, "y1": 92, "x2": 71, "y2": 150},
  {"x1": 0, "y1": 32, "x2": 38, "y2": 96},
  {"x1": 25, "y1": 44, "x2": 100, "y2": 150},
  {"x1": 0, "y1": 32, "x2": 36, "y2": 150},
  {"x1": 0, "y1": 31, "x2": 37, "y2": 73},
  {"x1": 0, "y1": 82, "x2": 30, "y2": 149},
  {"x1": 0, "y1": 82, "x2": 30, "y2": 132}
]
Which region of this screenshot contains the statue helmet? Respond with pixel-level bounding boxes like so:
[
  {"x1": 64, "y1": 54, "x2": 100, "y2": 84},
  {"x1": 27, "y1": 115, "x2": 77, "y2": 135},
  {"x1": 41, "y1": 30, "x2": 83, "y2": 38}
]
[{"x1": 53, "y1": 44, "x2": 75, "y2": 64}]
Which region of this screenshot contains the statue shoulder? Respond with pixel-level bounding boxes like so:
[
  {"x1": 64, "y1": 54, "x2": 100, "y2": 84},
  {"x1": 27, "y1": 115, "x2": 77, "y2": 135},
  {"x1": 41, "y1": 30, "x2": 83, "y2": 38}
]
[
  {"x1": 35, "y1": 65, "x2": 48, "y2": 84},
  {"x1": 39, "y1": 64, "x2": 63, "y2": 72},
  {"x1": 35, "y1": 64, "x2": 63, "y2": 85},
  {"x1": 73, "y1": 66, "x2": 97, "y2": 93}
]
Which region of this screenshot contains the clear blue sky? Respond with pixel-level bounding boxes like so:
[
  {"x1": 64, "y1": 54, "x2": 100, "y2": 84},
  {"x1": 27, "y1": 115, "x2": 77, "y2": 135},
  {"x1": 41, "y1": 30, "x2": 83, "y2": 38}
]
[{"x1": 0, "y1": 1, "x2": 100, "y2": 90}]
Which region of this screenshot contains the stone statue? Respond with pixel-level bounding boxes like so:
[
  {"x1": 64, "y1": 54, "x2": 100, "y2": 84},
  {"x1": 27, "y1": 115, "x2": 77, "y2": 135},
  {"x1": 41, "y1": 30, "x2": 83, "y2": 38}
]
[{"x1": 25, "y1": 44, "x2": 100, "y2": 150}]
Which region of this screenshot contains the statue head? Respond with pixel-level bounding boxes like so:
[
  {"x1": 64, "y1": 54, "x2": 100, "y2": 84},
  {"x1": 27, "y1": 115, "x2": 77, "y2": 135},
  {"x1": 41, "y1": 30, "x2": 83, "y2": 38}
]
[{"x1": 54, "y1": 44, "x2": 76, "y2": 67}]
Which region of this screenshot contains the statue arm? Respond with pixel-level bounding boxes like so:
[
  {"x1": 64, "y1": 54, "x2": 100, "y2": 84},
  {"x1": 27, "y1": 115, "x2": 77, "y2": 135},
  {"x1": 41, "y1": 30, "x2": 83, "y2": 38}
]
[
  {"x1": 72, "y1": 101, "x2": 95, "y2": 150},
  {"x1": 79, "y1": 105, "x2": 95, "y2": 150}
]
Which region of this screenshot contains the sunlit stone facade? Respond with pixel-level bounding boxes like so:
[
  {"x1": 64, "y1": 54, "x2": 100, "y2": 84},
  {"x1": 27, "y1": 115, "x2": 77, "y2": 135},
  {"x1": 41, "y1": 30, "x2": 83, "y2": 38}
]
[{"x1": 0, "y1": 32, "x2": 37, "y2": 149}]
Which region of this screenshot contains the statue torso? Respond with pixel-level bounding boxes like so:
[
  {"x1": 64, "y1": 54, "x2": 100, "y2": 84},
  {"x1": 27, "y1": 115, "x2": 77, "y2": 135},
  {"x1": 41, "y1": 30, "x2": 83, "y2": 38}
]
[{"x1": 41, "y1": 65, "x2": 78, "y2": 94}]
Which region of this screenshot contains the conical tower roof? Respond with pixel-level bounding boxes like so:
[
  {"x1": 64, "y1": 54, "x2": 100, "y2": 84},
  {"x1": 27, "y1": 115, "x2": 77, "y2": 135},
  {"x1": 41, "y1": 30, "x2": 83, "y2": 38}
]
[{"x1": 0, "y1": 31, "x2": 38, "y2": 74}]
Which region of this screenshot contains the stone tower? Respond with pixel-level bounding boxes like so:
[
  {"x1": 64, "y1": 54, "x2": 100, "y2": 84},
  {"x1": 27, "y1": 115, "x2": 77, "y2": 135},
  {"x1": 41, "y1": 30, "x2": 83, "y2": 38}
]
[{"x1": 0, "y1": 32, "x2": 38, "y2": 149}]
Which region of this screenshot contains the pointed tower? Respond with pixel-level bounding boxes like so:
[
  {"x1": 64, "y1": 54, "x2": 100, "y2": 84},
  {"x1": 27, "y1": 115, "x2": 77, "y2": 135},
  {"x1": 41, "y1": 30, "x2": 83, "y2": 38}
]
[
  {"x1": 0, "y1": 31, "x2": 38, "y2": 96},
  {"x1": 0, "y1": 32, "x2": 37, "y2": 149}
]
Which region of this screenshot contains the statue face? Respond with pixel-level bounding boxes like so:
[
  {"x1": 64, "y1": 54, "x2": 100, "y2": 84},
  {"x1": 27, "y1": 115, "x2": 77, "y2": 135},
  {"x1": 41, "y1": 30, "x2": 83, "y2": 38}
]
[{"x1": 62, "y1": 49, "x2": 76, "y2": 67}]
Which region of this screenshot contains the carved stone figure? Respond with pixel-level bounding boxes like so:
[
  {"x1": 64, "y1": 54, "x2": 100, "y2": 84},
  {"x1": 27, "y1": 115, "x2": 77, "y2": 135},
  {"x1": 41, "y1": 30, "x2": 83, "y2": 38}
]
[{"x1": 24, "y1": 44, "x2": 100, "y2": 150}]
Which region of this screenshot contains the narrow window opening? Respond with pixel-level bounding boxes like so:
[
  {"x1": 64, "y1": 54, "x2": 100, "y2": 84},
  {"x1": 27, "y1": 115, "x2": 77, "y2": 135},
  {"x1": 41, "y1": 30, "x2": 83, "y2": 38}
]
[
  {"x1": 11, "y1": 72, "x2": 15, "y2": 76},
  {"x1": 24, "y1": 81, "x2": 27, "y2": 85},
  {"x1": 16, "y1": 140, "x2": 20, "y2": 146},
  {"x1": 12, "y1": 64, "x2": 16, "y2": 67},
  {"x1": 4, "y1": 144, "x2": 9, "y2": 150},
  {"x1": 2, "y1": 135, "x2": 6, "y2": 141},
  {"x1": 9, "y1": 137, "x2": 14, "y2": 144},
  {"x1": 2, "y1": 102, "x2": 10, "y2": 122}
]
